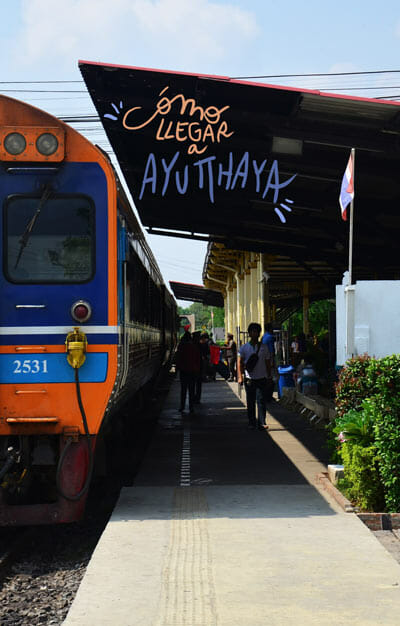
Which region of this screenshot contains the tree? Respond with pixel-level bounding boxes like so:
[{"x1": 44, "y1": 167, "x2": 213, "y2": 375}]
[
  {"x1": 178, "y1": 302, "x2": 225, "y2": 330},
  {"x1": 283, "y1": 299, "x2": 335, "y2": 338},
  {"x1": 212, "y1": 307, "x2": 225, "y2": 327}
]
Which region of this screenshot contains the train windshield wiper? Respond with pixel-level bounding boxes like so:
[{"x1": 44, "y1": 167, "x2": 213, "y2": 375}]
[{"x1": 14, "y1": 184, "x2": 52, "y2": 269}]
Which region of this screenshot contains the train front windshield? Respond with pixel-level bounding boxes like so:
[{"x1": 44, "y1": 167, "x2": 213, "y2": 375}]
[{"x1": 4, "y1": 194, "x2": 95, "y2": 283}]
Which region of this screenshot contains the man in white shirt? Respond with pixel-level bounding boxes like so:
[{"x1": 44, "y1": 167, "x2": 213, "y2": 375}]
[{"x1": 238, "y1": 322, "x2": 272, "y2": 430}]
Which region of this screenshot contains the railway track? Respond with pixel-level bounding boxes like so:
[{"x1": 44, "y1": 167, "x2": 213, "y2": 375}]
[
  {"x1": 0, "y1": 528, "x2": 32, "y2": 578},
  {"x1": 0, "y1": 375, "x2": 173, "y2": 625}
]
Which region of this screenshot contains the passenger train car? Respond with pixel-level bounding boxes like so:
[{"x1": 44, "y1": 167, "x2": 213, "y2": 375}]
[{"x1": 0, "y1": 95, "x2": 177, "y2": 525}]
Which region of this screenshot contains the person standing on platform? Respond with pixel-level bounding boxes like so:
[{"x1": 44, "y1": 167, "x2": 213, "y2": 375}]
[
  {"x1": 261, "y1": 323, "x2": 275, "y2": 400},
  {"x1": 199, "y1": 332, "x2": 210, "y2": 381},
  {"x1": 297, "y1": 332, "x2": 307, "y2": 353},
  {"x1": 261, "y1": 324, "x2": 275, "y2": 360},
  {"x1": 225, "y1": 333, "x2": 237, "y2": 381},
  {"x1": 209, "y1": 343, "x2": 221, "y2": 381},
  {"x1": 238, "y1": 322, "x2": 272, "y2": 431},
  {"x1": 192, "y1": 331, "x2": 203, "y2": 404},
  {"x1": 175, "y1": 328, "x2": 201, "y2": 414},
  {"x1": 208, "y1": 335, "x2": 219, "y2": 381},
  {"x1": 291, "y1": 336, "x2": 299, "y2": 355}
]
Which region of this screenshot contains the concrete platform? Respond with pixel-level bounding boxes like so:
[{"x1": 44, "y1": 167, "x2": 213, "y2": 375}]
[{"x1": 64, "y1": 379, "x2": 400, "y2": 625}]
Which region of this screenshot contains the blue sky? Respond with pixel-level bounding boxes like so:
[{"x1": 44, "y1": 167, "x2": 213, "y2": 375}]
[{"x1": 2, "y1": 0, "x2": 400, "y2": 297}]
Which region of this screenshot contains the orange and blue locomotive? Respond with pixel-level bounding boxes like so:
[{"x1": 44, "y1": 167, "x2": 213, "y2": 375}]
[{"x1": 0, "y1": 95, "x2": 177, "y2": 525}]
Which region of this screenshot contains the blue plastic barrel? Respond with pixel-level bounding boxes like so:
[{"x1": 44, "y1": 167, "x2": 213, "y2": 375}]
[{"x1": 278, "y1": 365, "x2": 295, "y2": 398}]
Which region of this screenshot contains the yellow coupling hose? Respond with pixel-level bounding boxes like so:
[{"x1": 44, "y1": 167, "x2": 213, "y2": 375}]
[{"x1": 56, "y1": 329, "x2": 94, "y2": 501}]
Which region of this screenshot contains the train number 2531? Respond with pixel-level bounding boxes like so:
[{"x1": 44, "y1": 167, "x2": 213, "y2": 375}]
[{"x1": 13, "y1": 359, "x2": 48, "y2": 374}]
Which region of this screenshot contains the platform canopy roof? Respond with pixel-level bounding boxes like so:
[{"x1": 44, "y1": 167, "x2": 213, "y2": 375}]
[
  {"x1": 169, "y1": 281, "x2": 224, "y2": 307},
  {"x1": 80, "y1": 60, "x2": 400, "y2": 285}
]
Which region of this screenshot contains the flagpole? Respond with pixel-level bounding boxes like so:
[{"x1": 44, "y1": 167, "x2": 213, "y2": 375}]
[{"x1": 348, "y1": 148, "x2": 355, "y2": 285}]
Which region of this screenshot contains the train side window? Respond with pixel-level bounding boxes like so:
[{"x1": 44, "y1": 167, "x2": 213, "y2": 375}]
[
  {"x1": 127, "y1": 250, "x2": 147, "y2": 323},
  {"x1": 127, "y1": 249, "x2": 164, "y2": 328},
  {"x1": 4, "y1": 194, "x2": 95, "y2": 283}
]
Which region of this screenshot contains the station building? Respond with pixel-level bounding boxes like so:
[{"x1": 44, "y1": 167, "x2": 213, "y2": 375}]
[{"x1": 203, "y1": 242, "x2": 331, "y2": 338}]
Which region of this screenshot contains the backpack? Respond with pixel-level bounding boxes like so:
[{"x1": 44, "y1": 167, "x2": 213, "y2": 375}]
[{"x1": 246, "y1": 343, "x2": 261, "y2": 372}]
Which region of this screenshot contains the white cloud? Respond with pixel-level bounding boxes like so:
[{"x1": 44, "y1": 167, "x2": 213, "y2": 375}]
[
  {"x1": 13, "y1": 0, "x2": 259, "y2": 72},
  {"x1": 130, "y1": 0, "x2": 257, "y2": 60},
  {"x1": 327, "y1": 62, "x2": 360, "y2": 74}
]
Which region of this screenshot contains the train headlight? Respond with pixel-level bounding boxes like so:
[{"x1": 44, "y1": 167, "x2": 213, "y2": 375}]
[
  {"x1": 36, "y1": 133, "x2": 59, "y2": 156},
  {"x1": 4, "y1": 132, "x2": 26, "y2": 155},
  {"x1": 71, "y1": 300, "x2": 92, "y2": 323},
  {"x1": 1, "y1": 126, "x2": 64, "y2": 162}
]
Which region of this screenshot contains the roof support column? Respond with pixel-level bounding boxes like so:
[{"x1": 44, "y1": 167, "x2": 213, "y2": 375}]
[
  {"x1": 262, "y1": 254, "x2": 270, "y2": 328},
  {"x1": 226, "y1": 279, "x2": 234, "y2": 335},
  {"x1": 257, "y1": 258, "x2": 264, "y2": 329},
  {"x1": 303, "y1": 280, "x2": 310, "y2": 335},
  {"x1": 230, "y1": 282, "x2": 237, "y2": 340},
  {"x1": 236, "y1": 270, "x2": 244, "y2": 345},
  {"x1": 224, "y1": 284, "x2": 230, "y2": 336},
  {"x1": 244, "y1": 254, "x2": 251, "y2": 331},
  {"x1": 248, "y1": 253, "x2": 257, "y2": 323},
  {"x1": 233, "y1": 283, "x2": 237, "y2": 335}
]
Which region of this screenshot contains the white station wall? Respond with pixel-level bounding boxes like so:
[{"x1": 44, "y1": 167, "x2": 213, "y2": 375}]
[{"x1": 336, "y1": 278, "x2": 400, "y2": 365}]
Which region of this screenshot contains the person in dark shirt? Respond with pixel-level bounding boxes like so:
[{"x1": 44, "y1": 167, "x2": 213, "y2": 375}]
[
  {"x1": 192, "y1": 331, "x2": 204, "y2": 404},
  {"x1": 297, "y1": 332, "x2": 307, "y2": 352},
  {"x1": 175, "y1": 331, "x2": 201, "y2": 413},
  {"x1": 261, "y1": 324, "x2": 275, "y2": 359},
  {"x1": 199, "y1": 333, "x2": 210, "y2": 382},
  {"x1": 224, "y1": 333, "x2": 237, "y2": 381}
]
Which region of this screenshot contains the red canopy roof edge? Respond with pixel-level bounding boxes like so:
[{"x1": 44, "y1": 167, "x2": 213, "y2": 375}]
[{"x1": 78, "y1": 59, "x2": 400, "y2": 108}]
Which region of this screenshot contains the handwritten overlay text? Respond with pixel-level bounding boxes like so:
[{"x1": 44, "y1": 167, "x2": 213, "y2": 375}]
[
  {"x1": 121, "y1": 86, "x2": 233, "y2": 155},
  {"x1": 139, "y1": 150, "x2": 297, "y2": 222},
  {"x1": 104, "y1": 88, "x2": 297, "y2": 223}
]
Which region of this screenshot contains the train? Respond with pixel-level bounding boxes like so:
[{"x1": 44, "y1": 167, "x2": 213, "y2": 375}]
[{"x1": 0, "y1": 95, "x2": 177, "y2": 525}]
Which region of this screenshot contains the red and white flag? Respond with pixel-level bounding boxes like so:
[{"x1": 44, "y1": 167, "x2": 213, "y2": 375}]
[{"x1": 339, "y1": 151, "x2": 354, "y2": 221}]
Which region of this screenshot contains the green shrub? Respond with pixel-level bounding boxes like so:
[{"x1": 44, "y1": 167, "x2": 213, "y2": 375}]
[
  {"x1": 333, "y1": 401, "x2": 375, "y2": 447},
  {"x1": 370, "y1": 354, "x2": 400, "y2": 398},
  {"x1": 366, "y1": 356, "x2": 400, "y2": 511},
  {"x1": 333, "y1": 355, "x2": 400, "y2": 511},
  {"x1": 335, "y1": 355, "x2": 377, "y2": 418},
  {"x1": 330, "y1": 356, "x2": 378, "y2": 468},
  {"x1": 371, "y1": 398, "x2": 400, "y2": 512},
  {"x1": 338, "y1": 443, "x2": 385, "y2": 512}
]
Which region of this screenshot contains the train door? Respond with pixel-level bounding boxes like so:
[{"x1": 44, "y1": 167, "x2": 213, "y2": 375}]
[
  {"x1": 160, "y1": 285, "x2": 166, "y2": 363},
  {"x1": 117, "y1": 215, "x2": 129, "y2": 388}
]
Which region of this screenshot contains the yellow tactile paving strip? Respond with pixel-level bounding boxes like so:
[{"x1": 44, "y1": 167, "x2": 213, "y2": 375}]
[{"x1": 155, "y1": 488, "x2": 217, "y2": 626}]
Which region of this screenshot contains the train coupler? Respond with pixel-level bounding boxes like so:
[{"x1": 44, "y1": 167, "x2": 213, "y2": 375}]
[
  {"x1": 62, "y1": 427, "x2": 80, "y2": 443},
  {"x1": 65, "y1": 327, "x2": 87, "y2": 369}
]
